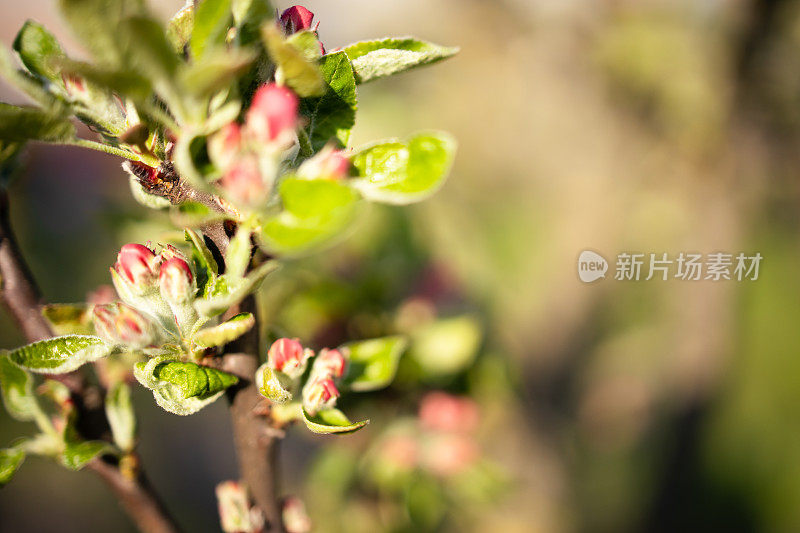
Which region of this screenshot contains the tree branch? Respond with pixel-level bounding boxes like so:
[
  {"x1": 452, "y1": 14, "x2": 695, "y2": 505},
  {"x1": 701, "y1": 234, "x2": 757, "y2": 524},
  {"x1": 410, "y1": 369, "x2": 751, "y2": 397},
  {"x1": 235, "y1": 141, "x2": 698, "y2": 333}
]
[{"x1": 0, "y1": 189, "x2": 180, "y2": 533}]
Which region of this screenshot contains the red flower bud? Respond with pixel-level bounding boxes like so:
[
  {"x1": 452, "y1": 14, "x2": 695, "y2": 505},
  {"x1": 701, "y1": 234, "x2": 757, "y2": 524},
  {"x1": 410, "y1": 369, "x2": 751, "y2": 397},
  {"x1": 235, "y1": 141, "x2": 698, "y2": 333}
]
[
  {"x1": 93, "y1": 303, "x2": 157, "y2": 348},
  {"x1": 282, "y1": 496, "x2": 312, "y2": 533},
  {"x1": 313, "y1": 348, "x2": 346, "y2": 379},
  {"x1": 419, "y1": 392, "x2": 480, "y2": 434},
  {"x1": 280, "y1": 6, "x2": 315, "y2": 34},
  {"x1": 297, "y1": 147, "x2": 350, "y2": 180},
  {"x1": 114, "y1": 243, "x2": 157, "y2": 288},
  {"x1": 268, "y1": 338, "x2": 310, "y2": 378},
  {"x1": 245, "y1": 83, "x2": 298, "y2": 146},
  {"x1": 302, "y1": 375, "x2": 339, "y2": 415},
  {"x1": 219, "y1": 156, "x2": 267, "y2": 206},
  {"x1": 159, "y1": 257, "x2": 195, "y2": 304},
  {"x1": 208, "y1": 123, "x2": 243, "y2": 172}
]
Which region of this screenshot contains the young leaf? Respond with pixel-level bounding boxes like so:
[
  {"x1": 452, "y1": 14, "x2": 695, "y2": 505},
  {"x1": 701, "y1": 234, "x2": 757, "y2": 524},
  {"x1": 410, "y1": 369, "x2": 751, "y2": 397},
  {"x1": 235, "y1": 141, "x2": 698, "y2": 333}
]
[
  {"x1": 231, "y1": 0, "x2": 272, "y2": 46},
  {"x1": 259, "y1": 177, "x2": 360, "y2": 255},
  {"x1": 151, "y1": 360, "x2": 238, "y2": 398},
  {"x1": 0, "y1": 355, "x2": 39, "y2": 421},
  {"x1": 350, "y1": 131, "x2": 456, "y2": 205},
  {"x1": 255, "y1": 363, "x2": 292, "y2": 404},
  {"x1": 190, "y1": 0, "x2": 232, "y2": 60},
  {"x1": 193, "y1": 312, "x2": 255, "y2": 348},
  {"x1": 299, "y1": 51, "x2": 357, "y2": 151},
  {"x1": 185, "y1": 227, "x2": 219, "y2": 294},
  {"x1": 194, "y1": 260, "x2": 279, "y2": 317},
  {"x1": 341, "y1": 336, "x2": 407, "y2": 392},
  {"x1": 167, "y1": 3, "x2": 194, "y2": 52},
  {"x1": 0, "y1": 447, "x2": 25, "y2": 486},
  {"x1": 302, "y1": 407, "x2": 368, "y2": 435},
  {"x1": 0, "y1": 103, "x2": 75, "y2": 143},
  {"x1": 134, "y1": 355, "x2": 228, "y2": 416},
  {"x1": 7, "y1": 335, "x2": 112, "y2": 374},
  {"x1": 263, "y1": 25, "x2": 324, "y2": 97},
  {"x1": 225, "y1": 223, "x2": 253, "y2": 280},
  {"x1": 343, "y1": 37, "x2": 458, "y2": 84},
  {"x1": 105, "y1": 382, "x2": 136, "y2": 453},
  {"x1": 409, "y1": 316, "x2": 482, "y2": 378},
  {"x1": 60, "y1": 420, "x2": 111, "y2": 470},
  {"x1": 13, "y1": 20, "x2": 66, "y2": 83},
  {"x1": 41, "y1": 303, "x2": 94, "y2": 336}
]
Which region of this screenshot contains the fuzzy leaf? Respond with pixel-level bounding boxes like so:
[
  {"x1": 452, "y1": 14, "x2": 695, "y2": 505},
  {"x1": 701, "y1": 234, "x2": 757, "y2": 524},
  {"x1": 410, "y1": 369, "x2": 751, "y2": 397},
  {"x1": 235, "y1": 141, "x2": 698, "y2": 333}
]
[
  {"x1": 299, "y1": 51, "x2": 357, "y2": 151},
  {"x1": 259, "y1": 177, "x2": 360, "y2": 255},
  {"x1": 194, "y1": 261, "x2": 278, "y2": 317},
  {"x1": 193, "y1": 313, "x2": 255, "y2": 348},
  {"x1": 255, "y1": 363, "x2": 292, "y2": 404},
  {"x1": 225, "y1": 224, "x2": 252, "y2": 280},
  {"x1": 134, "y1": 356, "x2": 228, "y2": 415},
  {"x1": 344, "y1": 37, "x2": 458, "y2": 84},
  {"x1": 0, "y1": 103, "x2": 75, "y2": 143},
  {"x1": 350, "y1": 132, "x2": 456, "y2": 205},
  {"x1": 105, "y1": 382, "x2": 136, "y2": 453},
  {"x1": 13, "y1": 20, "x2": 66, "y2": 83},
  {"x1": 41, "y1": 303, "x2": 94, "y2": 336},
  {"x1": 167, "y1": 4, "x2": 194, "y2": 52},
  {"x1": 190, "y1": 0, "x2": 232, "y2": 60},
  {"x1": 7, "y1": 335, "x2": 111, "y2": 374},
  {"x1": 185, "y1": 227, "x2": 219, "y2": 295},
  {"x1": 151, "y1": 361, "x2": 238, "y2": 399},
  {"x1": 302, "y1": 407, "x2": 368, "y2": 435},
  {"x1": 263, "y1": 25, "x2": 324, "y2": 97},
  {"x1": 0, "y1": 447, "x2": 25, "y2": 486},
  {"x1": 60, "y1": 440, "x2": 109, "y2": 470},
  {"x1": 0, "y1": 355, "x2": 39, "y2": 421},
  {"x1": 341, "y1": 336, "x2": 407, "y2": 392}
]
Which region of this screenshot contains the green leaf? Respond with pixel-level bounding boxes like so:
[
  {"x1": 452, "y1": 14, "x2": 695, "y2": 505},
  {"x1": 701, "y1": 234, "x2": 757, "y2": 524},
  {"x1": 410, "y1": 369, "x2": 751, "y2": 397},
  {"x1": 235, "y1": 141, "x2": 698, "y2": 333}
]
[
  {"x1": 151, "y1": 360, "x2": 238, "y2": 398},
  {"x1": 302, "y1": 407, "x2": 368, "y2": 435},
  {"x1": 409, "y1": 316, "x2": 482, "y2": 378},
  {"x1": 58, "y1": 0, "x2": 145, "y2": 67},
  {"x1": 194, "y1": 260, "x2": 279, "y2": 317},
  {"x1": 341, "y1": 336, "x2": 407, "y2": 392},
  {"x1": 343, "y1": 37, "x2": 458, "y2": 84},
  {"x1": 7, "y1": 335, "x2": 111, "y2": 374},
  {"x1": 231, "y1": 0, "x2": 272, "y2": 46},
  {"x1": 41, "y1": 303, "x2": 94, "y2": 336},
  {"x1": 259, "y1": 177, "x2": 360, "y2": 255},
  {"x1": 350, "y1": 132, "x2": 456, "y2": 205},
  {"x1": 60, "y1": 420, "x2": 111, "y2": 470},
  {"x1": 167, "y1": 3, "x2": 194, "y2": 52},
  {"x1": 0, "y1": 447, "x2": 25, "y2": 486},
  {"x1": 134, "y1": 355, "x2": 228, "y2": 415},
  {"x1": 13, "y1": 20, "x2": 66, "y2": 83},
  {"x1": 193, "y1": 312, "x2": 255, "y2": 348},
  {"x1": 225, "y1": 223, "x2": 252, "y2": 280},
  {"x1": 263, "y1": 25, "x2": 324, "y2": 97},
  {"x1": 185, "y1": 227, "x2": 219, "y2": 295},
  {"x1": 105, "y1": 382, "x2": 136, "y2": 453},
  {"x1": 299, "y1": 51, "x2": 357, "y2": 151},
  {"x1": 0, "y1": 355, "x2": 39, "y2": 421},
  {"x1": 180, "y1": 47, "x2": 255, "y2": 98},
  {"x1": 190, "y1": 0, "x2": 232, "y2": 60},
  {"x1": 118, "y1": 16, "x2": 180, "y2": 88},
  {"x1": 0, "y1": 103, "x2": 75, "y2": 143},
  {"x1": 255, "y1": 363, "x2": 292, "y2": 404}
]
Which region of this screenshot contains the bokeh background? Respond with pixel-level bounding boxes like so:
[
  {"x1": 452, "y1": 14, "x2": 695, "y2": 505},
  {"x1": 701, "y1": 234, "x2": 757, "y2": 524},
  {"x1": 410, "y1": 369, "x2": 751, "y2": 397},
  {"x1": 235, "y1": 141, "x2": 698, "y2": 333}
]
[{"x1": 2, "y1": 0, "x2": 800, "y2": 531}]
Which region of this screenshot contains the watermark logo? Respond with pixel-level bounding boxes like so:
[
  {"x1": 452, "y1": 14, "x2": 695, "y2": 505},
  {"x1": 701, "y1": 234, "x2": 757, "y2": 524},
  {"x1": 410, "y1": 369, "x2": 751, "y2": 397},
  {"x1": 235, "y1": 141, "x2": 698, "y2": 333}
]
[{"x1": 578, "y1": 250, "x2": 608, "y2": 283}]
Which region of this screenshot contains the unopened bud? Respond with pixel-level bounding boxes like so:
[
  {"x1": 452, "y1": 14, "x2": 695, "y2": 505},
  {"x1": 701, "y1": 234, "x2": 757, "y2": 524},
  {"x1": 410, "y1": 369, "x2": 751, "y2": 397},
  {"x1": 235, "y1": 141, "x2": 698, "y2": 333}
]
[
  {"x1": 312, "y1": 348, "x2": 346, "y2": 379},
  {"x1": 114, "y1": 243, "x2": 157, "y2": 290},
  {"x1": 297, "y1": 147, "x2": 350, "y2": 181},
  {"x1": 208, "y1": 123, "x2": 243, "y2": 172},
  {"x1": 245, "y1": 83, "x2": 299, "y2": 146},
  {"x1": 93, "y1": 303, "x2": 157, "y2": 349},
  {"x1": 282, "y1": 496, "x2": 312, "y2": 533},
  {"x1": 216, "y1": 481, "x2": 257, "y2": 533},
  {"x1": 61, "y1": 73, "x2": 86, "y2": 97},
  {"x1": 280, "y1": 6, "x2": 315, "y2": 34},
  {"x1": 302, "y1": 375, "x2": 339, "y2": 415},
  {"x1": 419, "y1": 392, "x2": 480, "y2": 434},
  {"x1": 268, "y1": 338, "x2": 311, "y2": 379},
  {"x1": 219, "y1": 156, "x2": 267, "y2": 206},
  {"x1": 159, "y1": 257, "x2": 195, "y2": 304}
]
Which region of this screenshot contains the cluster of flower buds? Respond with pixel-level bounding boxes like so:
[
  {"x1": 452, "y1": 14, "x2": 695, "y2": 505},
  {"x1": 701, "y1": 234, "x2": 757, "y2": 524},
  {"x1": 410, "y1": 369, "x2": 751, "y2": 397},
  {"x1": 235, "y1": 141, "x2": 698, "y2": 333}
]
[
  {"x1": 93, "y1": 302, "x2": 158, "y2": 349},
  {"x1": 302, "y1": 347, "x2": 346, "y2": 416},
  {"x1": 208, "y1": 83, "x2": 300, "y2": 206},
  {"x1": 215, "y1": 481, "x2": 264, "y2": 533},
  {"x1": 281, "y1": 496, "x2": 312, "y2": 533},
  {"x1": 267, "y1": 337, "x2": 313, "y2": 379},
  {"x1": 279, "y1": 5, "x2": 325, "y2": 54}
]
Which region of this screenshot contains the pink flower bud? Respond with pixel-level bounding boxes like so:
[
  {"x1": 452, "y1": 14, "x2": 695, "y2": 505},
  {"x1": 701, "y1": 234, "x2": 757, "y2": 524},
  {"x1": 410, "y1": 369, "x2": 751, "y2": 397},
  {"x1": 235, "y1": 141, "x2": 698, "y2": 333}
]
[
  {"x1": 302, "y1": 375, "x2": 339, "y2": 415},
  {"x1": 280, "y1": 6, "x2": 315, "y2": 34},
  {"x1": 282, "y1": 497, "x2": 312, "y2": 533},
  {"x1": 298, "y1": 147, "x2": 350, "y2": 180},
  {"x1": 114, "y1": 243, "x2": 157, "y2": 288},
  {"x1": 268, "y1": 338, "x2": 311, "y2": 378},
  {"x1": 159, "y1": 257, "x2": 195, "y2": 304},
  {"x1": 419, "y1": 392, "x2": 480, "y2": 434},
  {"x1": 423, "y1": 434, "x2": 478, "y2": 477},
  {"x1": 208, "y1": 123, "x2": 243, "y2": 172},
  {"x1": 219, "y1": 156, "x2": 267, "y2": 206},
  {"x1": 216, "y1": 481, "x2": 261, "y2": 533},
  {"x1": 313, "y1": 348, "x2": 346, "y2": 379},
  {"x1": 245, "y1": 83, "x2": 298, "y2": 146},
  {"x1": 93, "y1": 303, "x2": 157, "y2": 348}
]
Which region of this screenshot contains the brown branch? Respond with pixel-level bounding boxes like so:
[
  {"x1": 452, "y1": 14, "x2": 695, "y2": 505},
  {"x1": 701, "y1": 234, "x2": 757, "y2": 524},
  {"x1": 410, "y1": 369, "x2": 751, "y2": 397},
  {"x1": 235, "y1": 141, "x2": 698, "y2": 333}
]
[{"x1": 0, "y1": 189, "x2": 180, "y2": 533}]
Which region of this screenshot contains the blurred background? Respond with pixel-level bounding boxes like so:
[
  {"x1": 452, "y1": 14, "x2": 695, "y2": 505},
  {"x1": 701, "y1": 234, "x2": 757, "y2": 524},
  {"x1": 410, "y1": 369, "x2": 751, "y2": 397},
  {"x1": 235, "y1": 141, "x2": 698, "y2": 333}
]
[{"x1": 2, "y1": 0, "x2": 800, "y2": 531}]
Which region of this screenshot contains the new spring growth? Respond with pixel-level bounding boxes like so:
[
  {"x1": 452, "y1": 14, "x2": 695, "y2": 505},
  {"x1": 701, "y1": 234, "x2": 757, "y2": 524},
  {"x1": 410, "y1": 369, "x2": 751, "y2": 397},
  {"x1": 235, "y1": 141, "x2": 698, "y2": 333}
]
[
  {"x1": 280, "y1": 6, "x2": 325, "y2": 54},
  {"x1": 302, "y1": 348, "x2": 346, "y2": 415},
  {"x1": 282, "y1": 496, "x2": 312, "y2": 533},
  {"x1": 114, "y1": 243, "x2": 158, "y2": 292},
  {"x1": 216, "y1": 481, "x2": 263, "y2": 533},
  {"x1": 159, "y1": 256, "x2": 195, "y2": 305},
  {"x1": 268, "y1": 337, "x2": 312, "y2": 379},
  {"x1": 93, "y1": 303, "x2": 157, "y2": 349},
  {"x1": 297, "y1": 146, "x2": 350, "y2": 181},
  {"x1": 245, "y1": 83, "x2": 299, "y2": 147}
]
